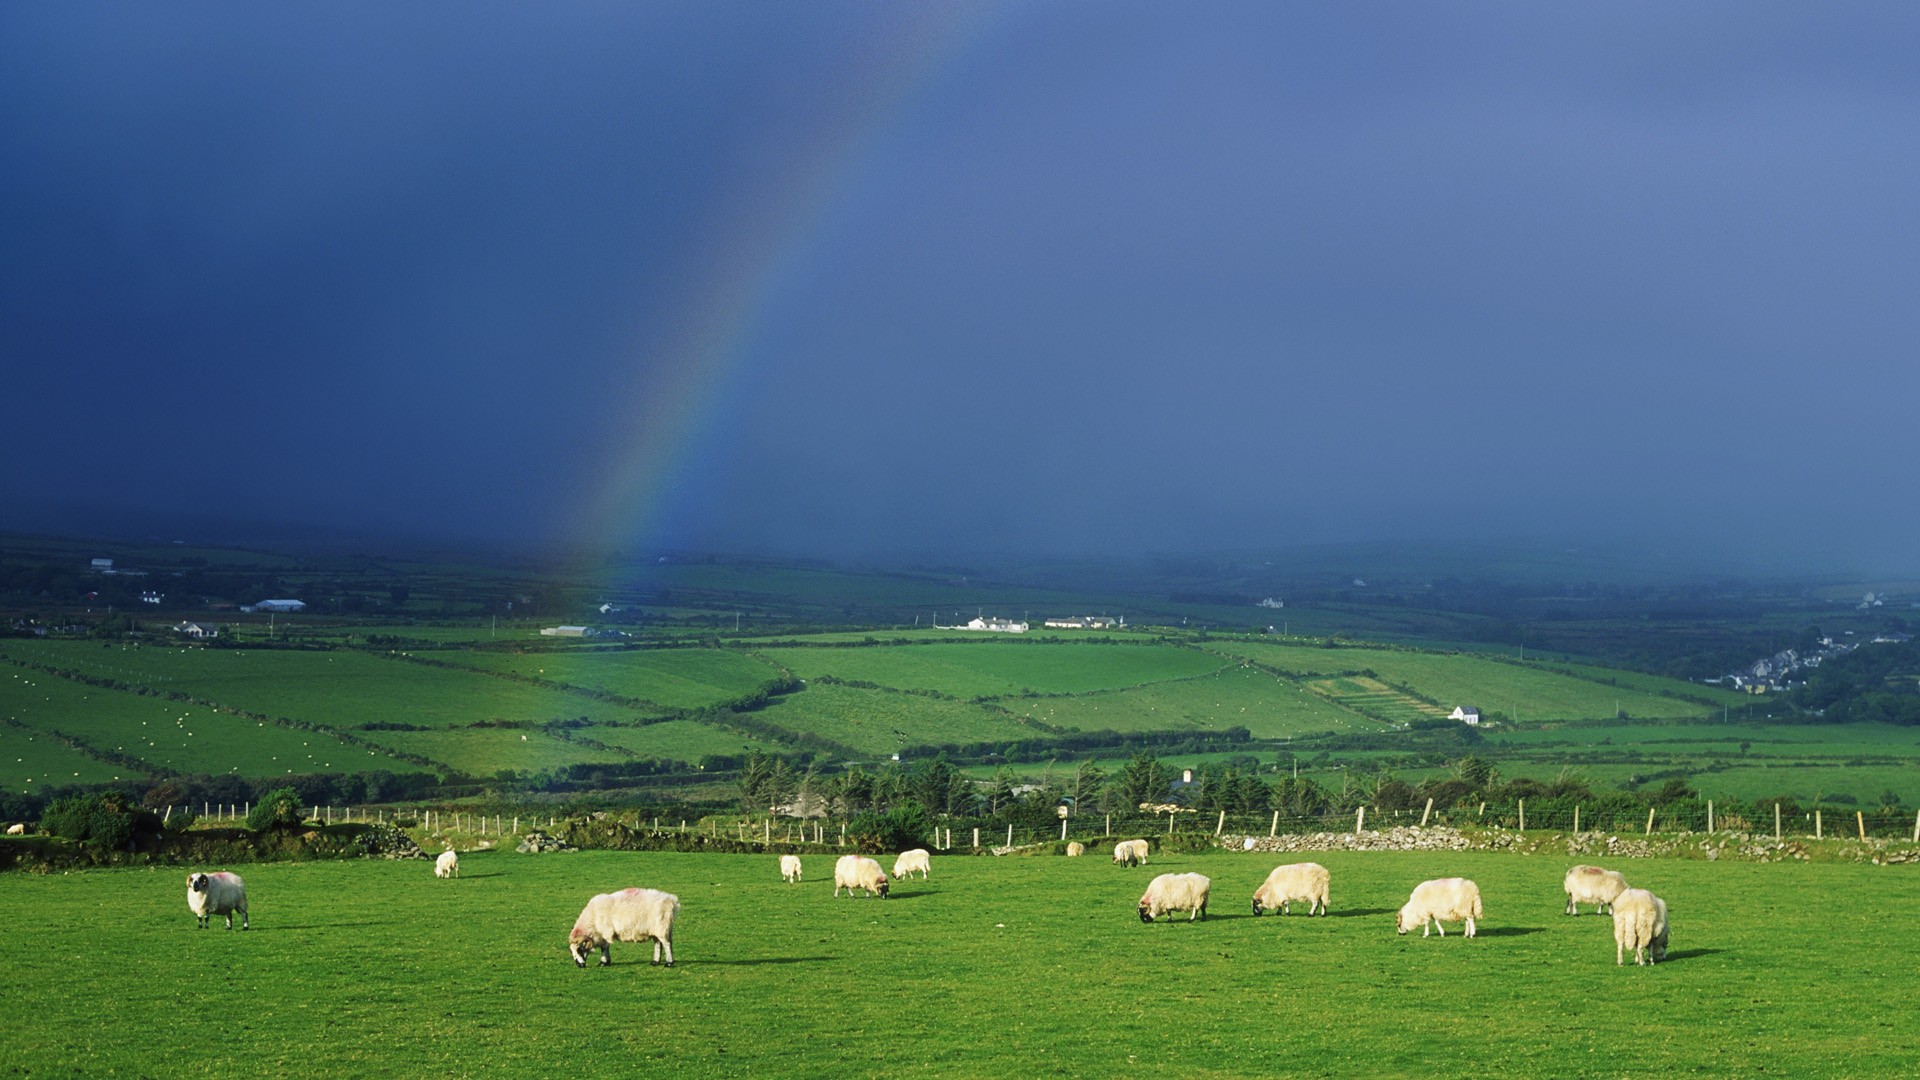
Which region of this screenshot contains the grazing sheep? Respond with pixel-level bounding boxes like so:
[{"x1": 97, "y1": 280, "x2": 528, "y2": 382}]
[
  {"x1": 892, "y1": 849, "x2": 931, "y2": 880},
  {"x1": 1251, "y1": 862, "x2": 1330, "y2": 917},
  {"x1": 4, "y1": 823, "x2": 25, "y2": 835},
  {"x1": 186, "y1": 871, "x2": 249, "y2": 930},
  {"x1": 780, "y1": 854, "x2": 803, "y2": 884},
  {"x1": 833, "y1": 854, "x2": 890, "y2": 898},
  {"x1": 1112, "y1": 839, "x2": 1150, "y2": 867},
  {"x1": 569, "y1": 887, "x2": 679, "y2": 968},
  {"x1": 1396, "y1": 878, "x2": 1481, "y2": 938},
  {"x1": 435, "y1": 850, "x2": 459, "y2": 879},
  {"x1": 1139, "y1": 872, "x2": 1211, "y2": 923},
  {"x1": 1612, "y1": 888, "x2": 1670, "y2": 966},
  {"x1": 1564, "y1": 864, "x2": 1628, "y2": 915},
  {"x1": 1065, "y1": 841, "x2": 1085, "y2": 857}
]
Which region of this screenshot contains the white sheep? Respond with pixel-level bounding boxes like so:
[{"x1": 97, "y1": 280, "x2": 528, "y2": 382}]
[
  {"x1": 4, "y1": 823, "x2": 25, "y2": 835},
  {"x1": 1611, "y1": 888, "x2": 1670, "y2": 966},
  {"x1": 1396, "y1": 878, "x2": 1481, "y2": 938},
  {"x1": 1564, "y1": 864, "x2": 1627, "y2": 915},
  {"x1": 1139, "y1": 872, "x2": 1211, "y2": 923},
  {"x1": 1252, "y1": 862, "x2": 1330, "y2": 917},
  {"x1": 780, "y1": 854, "x2": 803, "y2": 883},
  {"x1": 1112, "y1": 839, "x2": 1150, "y2": 867},
  {"x1": 569, "y1": 887, "x2": 679, "y2": 968},
  {"x1": 892, "y1": 849, "x2": 930, "y2": 880},
  {"x1": 1065, "y1": 841, "x2": 1085, "y2": 857},
  {"x1": 186, "y1": 871, "x2": 249, "y2": 930},
  {"x1": 833, "y1": 854, "x2": 890, "y2": 898},
  {"x1": 435, "y1": 850, "x2": 459, "y2": 879}
]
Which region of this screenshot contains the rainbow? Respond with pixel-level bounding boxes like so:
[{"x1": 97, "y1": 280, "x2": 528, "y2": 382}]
[{"x1": 574, "y1": 8, "x2": 1004, "y2": 559}]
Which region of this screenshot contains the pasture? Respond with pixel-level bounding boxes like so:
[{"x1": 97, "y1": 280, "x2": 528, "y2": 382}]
[{"x1": 0, "y1": 848, "x2": 1910, "y2": 1077}]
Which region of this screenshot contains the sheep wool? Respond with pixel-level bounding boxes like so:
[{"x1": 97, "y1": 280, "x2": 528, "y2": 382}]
[
  {"x1": 1396, "y1": 878, "x2": 1481, "y2": 939},
  {"x1": 569, "y1": 888, "x2": 679, "y2": 969},
  {"x1": 1564, "y1": 865, "x2": 1628, "y2": 916},
  {"x1": 186, "y1": 871, "x2": 249, "y2": 931},
  {"x1": 1252, "y1": 862, "x2": 1330, "y2": 917},
  {"x1": 892, "y1": 849, "x2": 931, "y2": 881},
  {"x1": 1139, "y1": 873, "x2": 1212, "y2": 923},
  {"x1": 1611, "y1": 888, "x2": 1670, "y2": 966},
  {"x1": 780, "y1": 855, "x2": 803, "y2": 884},
  {"x1": 834, "y1": 855, "x2": 890, "y2": 898}
]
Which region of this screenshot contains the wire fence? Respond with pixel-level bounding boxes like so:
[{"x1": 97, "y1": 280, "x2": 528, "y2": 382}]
[{"x1": 155, "y1": 801, "x2": 1920, "y2": 846}]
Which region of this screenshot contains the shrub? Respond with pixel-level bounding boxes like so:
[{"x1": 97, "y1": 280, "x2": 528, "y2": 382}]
[
  {"x1": 846, "y1": 802, "x2": 933, "y2": 854},
  {"x1": 42, "y1": 792, "x2": 156, "y2": 851},
  {"x1": 246, "y1": 787, "x2": 306, "y2": 831}
]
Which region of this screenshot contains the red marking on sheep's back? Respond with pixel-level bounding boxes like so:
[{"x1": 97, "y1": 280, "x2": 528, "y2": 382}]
[{"x1": 616, "y1": 888, "x2": 646, "y2": 898}]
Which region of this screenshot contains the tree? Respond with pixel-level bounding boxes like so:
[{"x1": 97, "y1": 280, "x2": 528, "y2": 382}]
[
  {"x1": 246, "y1": 787, "x2": 306, "y2": 831},
  {"x1": 1115, "y1": 752, "x2": 1172, "y2": 810}
]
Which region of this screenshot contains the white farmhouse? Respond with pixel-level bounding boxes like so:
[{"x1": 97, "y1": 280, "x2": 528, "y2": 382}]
[
  {"x1": 172, "y1": 621, "x2": 217, "y2": 639},
  {"x1": 963, "y1": 617, "x2": 1028, "y2": 633},
  {"x1": 1448, "y1": 706, "x2": 1482, "y2": 726}
]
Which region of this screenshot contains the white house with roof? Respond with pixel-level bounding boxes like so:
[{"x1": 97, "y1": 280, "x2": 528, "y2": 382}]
[
  {"x1": 1448, "y1": 706, "x2": 1482, "y2": 726},
  {"x1": 172, "y1": 621, "x2": 217, "y2": 639},
  {"x1": 244, "y1": 599, "x2": 306, "y2": 613},
  {"x1": 963, "y1": 616, "x2": 1027, "y2": 633}
]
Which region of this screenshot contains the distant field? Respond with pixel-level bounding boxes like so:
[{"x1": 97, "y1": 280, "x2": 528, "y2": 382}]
[
  {"x1": 437, "y1": 647, "x2": 780, "y2": 710},
  {"x1": 1209, "y1": 641, "x2": 1727, "y2": 721},
  {"x1": 1001, "y1": 666, "x2": 1380, "y2": 738},
  {"x1": 2, "y1": 850, "x2": 1915, "y2": 1077},
  {"x1": 750, "y1": 684, "x2": 1039, "y2": 756},
  {"x1": 353, "y1": 727, "x2": 633, "y2": 776},
  {"x1": 1, "y1": 643, "x2": 649, "y2": 730},
  {"x1": 1306, "y1": 675, "x2": 1449, "y2": 725},
  {"x1": 777, "y1": 642, "x2": 1226, "y2": 698},
  {"x1": 570, "y1": 720, "x2": 773, "y2": 762},
  {"x1": 0, "y1": 725, "x2": 141, "y2": 791},
  {"x1": 0, "y1": 666, "x2": 418, "y2": 784}
]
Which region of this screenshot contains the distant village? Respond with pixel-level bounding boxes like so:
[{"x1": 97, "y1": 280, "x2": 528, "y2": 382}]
[{"x1": 1706, "y1": 614, "x2": 1913, "y2": 694}]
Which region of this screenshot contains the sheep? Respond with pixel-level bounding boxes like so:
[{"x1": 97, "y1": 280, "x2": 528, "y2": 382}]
[
  {"x1": 1251, "y1": 862, "x2": 1330, "y2": 917},
  {"x1": 780, "y1": 854, "x2": 803, "y2": 884},
  {"x1": 1564, "y1": 864, "x2": 1628, "y2": 915},
  {"x1": 833, "y1": 854, "x2": 889, "y2": 898},
  {"x1": 1139, "y1": 872, "x2": 1211, "y2": 923},
  {"x1": 435, "y1": 850, "x2": 459, "y2": 879},
  {"x1": 1612, "y1": 888, "x2": 1670, "y2": 966},
  {"x1": 568, "y1": 887, "x2": 679, "y2": 968},
  {"x1": 186, "y1": 871, "x2": 249, "y2": 931},
  {"x1": 4, "y1": 823, "x2": 25, "y2": 835},
  {"x1": 1112, "y1": 839, "x2": 1150, "y2": 867},
  {"x1": 1065, "y1": 841, "x2": 1085, "y2": 857},
  {"x1": 1396, "y1": 878, "x2": 1481, "y2": 938},
  {"x1": 892, "y1": 848, "x2": 930, "y2": 880}
]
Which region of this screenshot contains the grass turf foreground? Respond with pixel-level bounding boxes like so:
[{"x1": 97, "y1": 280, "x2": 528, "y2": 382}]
[{"x1": 0, "y1": 850, "x2": 1912, "y2": 1077}]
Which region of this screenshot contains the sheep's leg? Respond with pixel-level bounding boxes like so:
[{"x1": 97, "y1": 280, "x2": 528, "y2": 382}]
[
  {"x1": 599, "y1": 944, "x2": 611, "y2": 967},
  {"x1": 659, "y1": 937, "x2": 674, "y2": 967},
  {"x1": 1433, "y1": 917, "x2": 1444, "y2": 937},
  {"x1": 239, "y1": 905, "x2": 249, "y2": 931},
  {"x1": 1566, "y1": 896, "x2": 1576, "y2": 915},
  {"x1": 224, "y1": 912, "x2": 234, "y2": 930},
  {"x1": 1617, "y1": 941, "x2": 1625, "y2": 966},
  {"x1": 1465, "y1": 917, "x2": 1475, "y2": 938}
]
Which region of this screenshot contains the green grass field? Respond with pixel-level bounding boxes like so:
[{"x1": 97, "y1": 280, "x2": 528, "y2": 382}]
[
  {"x1": 750, "y1": 683, "x2": 1039, "y2": 756},
  {"x1": 0, "y1": 848, "x2": 1911, "y2": 1076},
  {"x1": 1210, "y1": 640, "x2": 1739, "y2": 720},
  {"x1": 776, "y1": 642, "x2": 1226, "y2": 698},
  {"x1": 435, "y1": 647, "x2": 782, "y2": 710},
  {"x1": 0, "y1": 667, "x2": 417, "y2": 788},
  {"x1": 1001, "y1": 665, "x2": 1378, "y2": 738},
  {"x1": 0, "y1": 725, "x2": 141, "y2": 790}
]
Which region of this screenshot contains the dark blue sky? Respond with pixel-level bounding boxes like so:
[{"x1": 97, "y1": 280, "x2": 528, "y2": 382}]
[{"x1": 5, "y1": 4, "x2": 1917, "y2": 570}]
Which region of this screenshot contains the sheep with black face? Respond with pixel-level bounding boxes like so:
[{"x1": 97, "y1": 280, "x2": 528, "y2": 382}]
[
  {"x1": 568, "y1": 888, "x2": 678, "y2": 969},
  {"x1": 186, "y1": 872, "x2": 248, "y2": 930}
]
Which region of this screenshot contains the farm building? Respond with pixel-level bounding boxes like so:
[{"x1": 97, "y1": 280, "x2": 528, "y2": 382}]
[
  {"x1": 1448, "y1": 706, "x2": 1482, "y2": 725},
  {"x1": 540, "y1": 625, "x2": 596, "y2": 637},
  {"x1": 963, "y1": 617, "x2": 1028, "y2": 633},
  {"x1": 1043, "y1": 616, "x2": 1120, "y2": 629},
  {"x1": 89, "y1": 558, "x2": 113, "y2": 572},
  {"x1": 171, "y1": 621, "x2": 217, "y2": 639},
  {"x1": 246, "y1": 599, "x2": 306, "y2": 613}
]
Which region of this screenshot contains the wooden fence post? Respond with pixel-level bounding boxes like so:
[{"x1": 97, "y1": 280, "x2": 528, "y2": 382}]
[
  {"x1": 1215, "y1": 810, "x2": 1225, "y2": 836},
  {"x1": 1270, "y1": 810, "x2": 1279, "y2": 837},
  {"x1": 1645, "y1": 807, "x2": 1655, "y2": 836},
  {"x1": 1775, "y1": 803, "x2": 1781, "y2": 840},
  {"x1": 1707, "y1": 801, "x2": 1714, "y2": 833},
  {"x1": 765, "y1": 820, "x2": 771, "y2": 844},
  {"x1": 1355, "y1": 807, "x2": 1365, "y2": 836},
  {"x1": 1518, "y1": 799, "x2": 1525, "y2": 832},
  {"x1": 1061, "y1": 818, "x2": 1068, "y2": 841},
  {"x1": 1815, "y1": 810, "x2": 1822, "y2": 840},
  {"x1": 1857, "y1": 811, "x2": 1866, "y2": 842},
  {"x1": 1913, "y1": 809, "x2": 1919, "y2": 844},
  {"x1": 1573, "y1": 805, "x2": 1580, "y2": 834},
  {"x1": 973, "y1": 827, "x2": 980, "y2": 849},
  {"x1": 1104, "y1": 814, "x2": 1111, "y2": 836},
  {"x1": 1167, "y1": 813, "x2": 1174, "y2": 835},
  {"x1": 1477, "y1": 802, "x2": 1485, "y2": 817},
  {"x1": 1007, "y1": 824, "x2": 1014, "y2": 848},
  {"x1": 1420, "y1": 797, "x2": 1433, "y2": 828}
]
